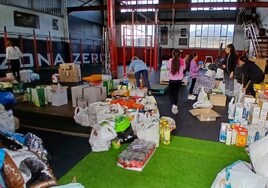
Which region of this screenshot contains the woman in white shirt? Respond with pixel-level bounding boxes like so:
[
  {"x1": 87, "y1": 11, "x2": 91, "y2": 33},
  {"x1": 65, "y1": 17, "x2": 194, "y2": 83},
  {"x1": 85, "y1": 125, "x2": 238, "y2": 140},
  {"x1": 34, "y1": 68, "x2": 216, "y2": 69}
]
[{"x1": 6, "y1": 40, "x2": 23, "y2": 82}]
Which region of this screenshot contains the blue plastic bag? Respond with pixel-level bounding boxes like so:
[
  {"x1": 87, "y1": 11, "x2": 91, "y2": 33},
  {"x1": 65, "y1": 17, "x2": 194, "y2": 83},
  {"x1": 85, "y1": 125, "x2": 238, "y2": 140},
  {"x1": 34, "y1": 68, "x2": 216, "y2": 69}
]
[{"x1": 0, "y1": 92, "x2": 16, "y2": 106}]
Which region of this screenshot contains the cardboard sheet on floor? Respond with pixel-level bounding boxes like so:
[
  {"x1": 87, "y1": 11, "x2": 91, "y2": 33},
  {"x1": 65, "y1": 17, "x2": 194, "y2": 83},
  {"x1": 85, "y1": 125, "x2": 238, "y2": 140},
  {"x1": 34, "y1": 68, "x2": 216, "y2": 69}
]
[{"x1": 189, "y1": 109, "x2": 221, "y2": 121}]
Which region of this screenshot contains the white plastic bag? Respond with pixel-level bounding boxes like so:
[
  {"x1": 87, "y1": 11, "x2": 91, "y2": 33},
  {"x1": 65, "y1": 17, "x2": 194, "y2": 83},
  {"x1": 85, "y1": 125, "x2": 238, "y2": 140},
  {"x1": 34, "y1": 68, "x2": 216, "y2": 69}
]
[
  {"x1": 197, "y1": 86, "x2": 208, "y2": 102},
  {"x1": 211, "y1": 160, "x2": 268, "y2": 188},
  {"x1": 87, "y1": 102, "x2": 110, "y2": 127},
  {"x1": 215, "y1": 68, "x2": 224, "y2": 79},
  {"x1": 137, "y1": 121, "x2": 160, "y2": 147},
  {"x1": 0, "y1": 110, "x2": 15, "y2": 133},
  {"x1": 73, "y1": 107, "x2": 90, "y2": 127},
  {"x1": 192, "y1": 100, "x2": 213, "y2": 109},
  {"x1": 96, "y1": 103, "x2": 124, "y2": 122},
  {"x1": 89, "y1": 123, "x2": 117, "y2": 152}
]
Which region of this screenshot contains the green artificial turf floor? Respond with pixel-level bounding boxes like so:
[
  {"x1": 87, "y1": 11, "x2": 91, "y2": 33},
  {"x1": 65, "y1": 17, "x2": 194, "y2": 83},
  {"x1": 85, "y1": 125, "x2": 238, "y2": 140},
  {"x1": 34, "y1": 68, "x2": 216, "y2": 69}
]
[{"x1": 59, "y1": 136, "x2": 250, "y2": 188}]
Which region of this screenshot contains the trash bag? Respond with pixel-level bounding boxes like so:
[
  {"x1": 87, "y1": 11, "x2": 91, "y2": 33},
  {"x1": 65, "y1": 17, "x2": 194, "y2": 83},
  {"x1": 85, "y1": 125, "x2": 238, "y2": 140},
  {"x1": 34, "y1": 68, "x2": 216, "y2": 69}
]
[
  {"x1": 0, "y1": 92, "x2": 16, "y2": 106},
  {"x1": 117, "y1": 126, "x2": 137, "y2": 143}
]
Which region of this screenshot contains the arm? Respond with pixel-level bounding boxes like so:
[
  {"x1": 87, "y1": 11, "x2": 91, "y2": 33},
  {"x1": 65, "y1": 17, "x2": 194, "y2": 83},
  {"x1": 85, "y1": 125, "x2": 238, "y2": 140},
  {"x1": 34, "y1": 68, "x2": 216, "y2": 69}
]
[{"x1": 190, "y1": 60, "x2": 200, "y2": 73}]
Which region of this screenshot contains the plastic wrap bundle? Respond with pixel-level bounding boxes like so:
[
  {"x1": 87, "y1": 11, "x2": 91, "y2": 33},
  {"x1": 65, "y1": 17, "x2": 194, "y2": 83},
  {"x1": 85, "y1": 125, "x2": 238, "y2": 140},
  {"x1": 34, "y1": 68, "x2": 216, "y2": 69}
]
[
  {"x1": 117, "y1": 139, "x2": 156, "y2": 171},
  {"x1": 25, "y1": 133, "x2": 49, "y2": 164}
]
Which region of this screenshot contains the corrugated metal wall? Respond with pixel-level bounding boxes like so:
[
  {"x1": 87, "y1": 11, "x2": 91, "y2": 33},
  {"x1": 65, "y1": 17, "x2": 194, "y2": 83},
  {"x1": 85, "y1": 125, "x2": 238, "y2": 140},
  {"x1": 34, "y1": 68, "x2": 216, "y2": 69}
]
[
  {"x1": 66, "y1": 0, "x2": 103, "y2": 25},
  {"x1": 0, "y1": 0, "x2": 62, "y2": 16}
]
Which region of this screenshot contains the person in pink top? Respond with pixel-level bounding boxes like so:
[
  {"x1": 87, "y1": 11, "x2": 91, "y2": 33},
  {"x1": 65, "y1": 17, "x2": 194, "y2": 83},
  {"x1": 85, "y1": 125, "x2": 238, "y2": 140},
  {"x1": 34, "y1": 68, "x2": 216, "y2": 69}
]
[
  {"x1": 187, "y1": 52, "x2": 201, "y2": 100},
  {"x1": 167, "y1": 49, "x2": 185, "y2": 114}
]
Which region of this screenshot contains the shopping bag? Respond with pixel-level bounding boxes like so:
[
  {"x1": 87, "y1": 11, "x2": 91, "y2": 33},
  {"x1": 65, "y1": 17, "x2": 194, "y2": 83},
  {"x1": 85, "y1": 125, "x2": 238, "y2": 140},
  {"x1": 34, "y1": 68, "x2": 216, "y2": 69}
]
[
  {"x1": 137, "y1": 121, "x2": 160, "y2": 147},
  {"x1": 89, "y1": 123, "x2": 117, "y2": 152},
  {"x1": 73, "y1": 107, "x2": 90, "y2": 127},
  {"x1": 197, "y1": 86, "x2": 208, "y2": 102},
  {"x1": 0, "y1": 110, "x2": 15, "y2": 133},
  {"x1": 96, "y1": 103, "x2": 124, "y2": 122},
  {"x1": 29, "y1": 87, "x2": 47, "y2": 107},
  {"x1": 87, "y1": 102, "x2": 110, "y2": 127}
]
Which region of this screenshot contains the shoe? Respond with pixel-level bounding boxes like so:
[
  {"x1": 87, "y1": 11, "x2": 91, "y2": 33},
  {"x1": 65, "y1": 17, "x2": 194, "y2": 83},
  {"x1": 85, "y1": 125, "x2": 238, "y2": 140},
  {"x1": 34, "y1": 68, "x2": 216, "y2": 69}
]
[
  {"x1": 171, "y1": 105, "x2": 179, "y2": 115},
  {"x1": 148, "y1": 90, "x2": 152, "y2": 96},
  {"x1": 188, "y1": 95, "x2": 196, "y2": 100}
]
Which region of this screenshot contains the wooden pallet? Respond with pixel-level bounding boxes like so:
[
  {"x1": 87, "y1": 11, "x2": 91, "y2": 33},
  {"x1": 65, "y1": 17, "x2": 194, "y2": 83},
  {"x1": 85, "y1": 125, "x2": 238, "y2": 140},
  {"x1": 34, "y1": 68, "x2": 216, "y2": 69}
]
[{"x1": 151, "y1": 84, "x2": 169, "y2": 95}]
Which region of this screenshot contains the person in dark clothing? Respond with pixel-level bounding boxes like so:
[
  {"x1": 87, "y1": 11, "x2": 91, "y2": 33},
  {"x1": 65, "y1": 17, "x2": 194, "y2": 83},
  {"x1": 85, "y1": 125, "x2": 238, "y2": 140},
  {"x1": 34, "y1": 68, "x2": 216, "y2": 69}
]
[
  {"x1": 6, "y1": 40, "x2": 23, "y2": 82},
  {"x1": 238, "y1": 55, "x2": 264, "y2": 97},
  {"x1": 222, "y1": 43, "x2": 238, "y2": 97}
]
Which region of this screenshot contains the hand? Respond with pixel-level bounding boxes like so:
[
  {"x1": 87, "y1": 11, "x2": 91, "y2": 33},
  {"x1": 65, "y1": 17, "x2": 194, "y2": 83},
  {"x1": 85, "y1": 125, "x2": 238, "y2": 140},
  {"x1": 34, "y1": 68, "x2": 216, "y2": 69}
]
[
  {"x1": 222, "y1": 64, "x2": 226, "y2": 69},
  {"x1": 242, "y1": 88, "x2": 246, "y2": 92},
  {"x1": 229, "y1": 72, "x2": 233, "y2": 79}
]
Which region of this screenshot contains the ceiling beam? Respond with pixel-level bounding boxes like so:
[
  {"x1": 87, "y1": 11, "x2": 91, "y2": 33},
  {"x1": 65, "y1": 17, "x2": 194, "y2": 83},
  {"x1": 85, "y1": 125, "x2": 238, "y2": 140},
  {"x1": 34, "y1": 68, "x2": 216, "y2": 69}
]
[{"x1": 67, "y1": 2, "x2": 268, "y2": 13}]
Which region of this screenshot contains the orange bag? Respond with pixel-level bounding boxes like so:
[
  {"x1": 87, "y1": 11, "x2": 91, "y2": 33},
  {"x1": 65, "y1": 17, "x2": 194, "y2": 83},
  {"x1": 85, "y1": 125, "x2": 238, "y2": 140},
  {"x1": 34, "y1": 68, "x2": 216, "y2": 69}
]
[{"x1": 83, "y1": 74, "x2": 102, "y2": 82}]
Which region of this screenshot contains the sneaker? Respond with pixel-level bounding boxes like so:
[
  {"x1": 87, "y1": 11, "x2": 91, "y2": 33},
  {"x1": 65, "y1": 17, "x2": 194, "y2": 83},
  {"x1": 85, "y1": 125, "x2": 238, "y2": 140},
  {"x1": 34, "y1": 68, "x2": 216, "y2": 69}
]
[
  {"x1": 171, "y1": 105, "x2": 179, "y2": 114},
  {"x1": 188, "y1": 95, "x2": 196, "y2": 100}
]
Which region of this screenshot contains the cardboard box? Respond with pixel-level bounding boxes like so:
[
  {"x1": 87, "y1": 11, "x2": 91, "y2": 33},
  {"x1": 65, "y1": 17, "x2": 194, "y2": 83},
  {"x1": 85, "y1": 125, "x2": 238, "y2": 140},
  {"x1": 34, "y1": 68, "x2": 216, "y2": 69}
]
[
  {"x1": 130, "y1": 88, "x2": 148, "y2": 97},
  {"x1": 189, "y1": 109, "x2": 221, "y2": 121},
  {"x1": 71, "y1": 85, "x2": 107, "y2": 108},
  {"x1": 58, "y1": 63, "x2": 81, "y2": 82},
  {"x1": 209, "y1": 94, "x2": 226, "y2": 107},
  {"x1": 249, "y1": 58, "x2": 267, "y2": 73},
  {"x1": 234, "y1": 126, "x2": 248, "y2": 147},
  {"x1": 248, "y1": 103, "x2": 260, "y2": 124},
  {"x1": 258, "y1": 99, "x2": 268, "y2": 111},
  {"x1": 244, "y1": 95, "x2": 256, "y2": 103}
]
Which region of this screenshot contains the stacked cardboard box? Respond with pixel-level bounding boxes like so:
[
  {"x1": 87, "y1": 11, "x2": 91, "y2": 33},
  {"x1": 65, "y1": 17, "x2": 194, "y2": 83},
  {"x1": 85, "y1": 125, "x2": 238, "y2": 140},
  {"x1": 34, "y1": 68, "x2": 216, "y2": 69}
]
[{"x1": 58, "y1": 63, "x2": 81, "y2": 82}]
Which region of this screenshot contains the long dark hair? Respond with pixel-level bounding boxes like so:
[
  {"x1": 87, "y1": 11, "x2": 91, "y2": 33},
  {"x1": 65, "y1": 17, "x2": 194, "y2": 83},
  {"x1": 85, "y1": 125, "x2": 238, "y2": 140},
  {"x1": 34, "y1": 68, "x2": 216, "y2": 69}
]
[
  {"x1": 186, "y1": 51, "x2": 198, "y2": 68},
  {"x1": 171, "y1": 49, "x2": 181, "y2": 75},
  {"x1": 226, "y1": 43, "x2": 236, "y2": 55}
]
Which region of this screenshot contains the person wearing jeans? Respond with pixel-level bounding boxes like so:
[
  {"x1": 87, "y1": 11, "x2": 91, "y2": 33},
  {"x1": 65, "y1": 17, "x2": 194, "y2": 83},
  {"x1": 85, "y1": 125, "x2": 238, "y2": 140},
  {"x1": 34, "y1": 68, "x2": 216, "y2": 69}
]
[
  {"x1": 222, "y1": 44, "x2": 238, "y2": 97},
  {"x1": 187, "y1": 52, "x2": 200, "y2": 100},
  {"x1": 128, "y1": 56, "x2": 152, "y2": 95},
  {"x1": 167, "y1": 49, "x2": 185, "y2": 114}
]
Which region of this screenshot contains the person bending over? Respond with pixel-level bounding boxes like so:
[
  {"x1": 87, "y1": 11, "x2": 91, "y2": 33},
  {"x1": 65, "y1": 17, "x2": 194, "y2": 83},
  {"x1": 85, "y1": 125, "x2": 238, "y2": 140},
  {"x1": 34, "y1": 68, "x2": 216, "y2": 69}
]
[
  {"x1": 129, "y1": 56, "x2": 152, "y2": 95},
  {"x1": 239, "y1": 56, "x2": 264, "y2": 97}
]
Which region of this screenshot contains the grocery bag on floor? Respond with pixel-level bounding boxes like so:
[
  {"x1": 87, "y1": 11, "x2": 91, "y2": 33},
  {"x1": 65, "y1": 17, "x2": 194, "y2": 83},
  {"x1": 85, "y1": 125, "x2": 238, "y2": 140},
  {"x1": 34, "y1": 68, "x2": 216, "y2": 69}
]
[
  {"x1": 0, "y1": 110, "x2": 15, "y2": 133},
  {"x1": 89, "y1": 122, "x2": 117, "y2": 152},
  {"x1": 3, "y1": 149, "x2": 58, "y2": 188},
  {"x1": 73, "y1": 107, "x2": 90, "y2": 127}
]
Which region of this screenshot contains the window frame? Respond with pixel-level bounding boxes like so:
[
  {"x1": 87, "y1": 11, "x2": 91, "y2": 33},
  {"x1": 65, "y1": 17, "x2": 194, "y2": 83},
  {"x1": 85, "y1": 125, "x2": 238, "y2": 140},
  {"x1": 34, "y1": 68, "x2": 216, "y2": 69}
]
[{"x1": 189, "y1": 24, "x2": 235, "y2": 48}]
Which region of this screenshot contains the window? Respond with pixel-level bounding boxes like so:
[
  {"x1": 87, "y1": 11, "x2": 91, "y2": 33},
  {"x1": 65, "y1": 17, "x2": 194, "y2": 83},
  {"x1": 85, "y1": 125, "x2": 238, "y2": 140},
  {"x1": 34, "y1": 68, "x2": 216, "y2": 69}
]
[
  {"x1": 120, "y1": 0, "x2": 159, "y2": 12},
  {"x1": 191, "y1": 0, "x2": 237, "y2": 11},
  {"x1": 121, "y1": 25, "x2": 155, "y2": 47},
  {"x1": 189, "y1": 24, "x2": 234, "y2": 48}
]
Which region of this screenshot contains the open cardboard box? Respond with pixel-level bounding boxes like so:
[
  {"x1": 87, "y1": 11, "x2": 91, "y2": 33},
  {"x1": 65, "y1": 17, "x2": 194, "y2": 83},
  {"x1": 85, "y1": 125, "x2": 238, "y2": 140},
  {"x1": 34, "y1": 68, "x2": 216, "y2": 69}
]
[{"x1": 189, "y1": 109, "x2": 221, "y2": 121}]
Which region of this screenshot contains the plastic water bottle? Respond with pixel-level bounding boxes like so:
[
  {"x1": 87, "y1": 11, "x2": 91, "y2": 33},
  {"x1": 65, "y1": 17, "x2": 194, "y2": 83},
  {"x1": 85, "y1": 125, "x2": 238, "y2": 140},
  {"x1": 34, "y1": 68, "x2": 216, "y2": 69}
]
[{"x1": 219, "y1": 123, "x2": 227, "y2": 142}]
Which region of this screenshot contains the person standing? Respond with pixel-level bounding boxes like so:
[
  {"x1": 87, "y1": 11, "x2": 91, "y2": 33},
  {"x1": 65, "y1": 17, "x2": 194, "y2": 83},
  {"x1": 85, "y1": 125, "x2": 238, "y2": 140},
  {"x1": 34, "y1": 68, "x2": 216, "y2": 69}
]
[
  {"x1": 187, "y1": 52, "x2": 201, "y2": 100},
  {"x1": 128, "y1": 56, "x2": 152, "y2": 95},
  {"x1": 6, "y1": 40, "x2": 23, "y2": 82},
  {"x1": 222, "y1": 43, "x2": 238, "y2": 97},
  {"x1": 167, "y1": 49, "x2": 185, "y2": 114},
  {"x1": 238, "y1": 56, "x2": 264, "y2": 97}
]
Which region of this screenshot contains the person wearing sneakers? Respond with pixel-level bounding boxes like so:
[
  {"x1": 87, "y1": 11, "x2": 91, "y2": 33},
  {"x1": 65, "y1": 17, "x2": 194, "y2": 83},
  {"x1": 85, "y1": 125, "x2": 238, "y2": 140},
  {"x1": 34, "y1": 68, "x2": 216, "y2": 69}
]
[
  {"x1": 129, "y1": 56, "x2": 152, "y2": 95},
  {"x1": 167, "y1": 49, "x2": 186, "y2": 114},
  {"x1": 187, "y1": 52, "x2": 201, "y2": 100}
]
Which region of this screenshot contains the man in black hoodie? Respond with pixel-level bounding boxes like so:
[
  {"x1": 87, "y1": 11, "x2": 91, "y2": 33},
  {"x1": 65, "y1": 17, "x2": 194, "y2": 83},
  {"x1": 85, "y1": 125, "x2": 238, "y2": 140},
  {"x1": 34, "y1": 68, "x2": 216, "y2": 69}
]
[{"x1": 239, "y1": 56, "x2": 264, "y2": 97}]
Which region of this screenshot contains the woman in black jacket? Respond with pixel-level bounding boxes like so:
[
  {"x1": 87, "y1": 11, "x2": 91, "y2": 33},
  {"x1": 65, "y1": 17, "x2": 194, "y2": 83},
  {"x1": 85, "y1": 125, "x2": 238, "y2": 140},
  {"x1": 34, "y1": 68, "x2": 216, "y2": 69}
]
[
  {"x1": 222, "y1": 43, "x2": 238, "y2": 97},
  {"x1": 239, "y1": 56, "x2": 264, "y2": 97}
]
